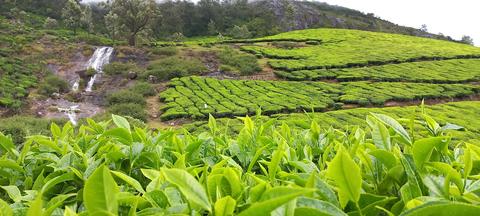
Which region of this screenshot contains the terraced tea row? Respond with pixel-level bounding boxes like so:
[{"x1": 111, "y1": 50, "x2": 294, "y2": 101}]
[
  {"x1": 187, "y1": 101, "x2": 480, "y2": 141},
  {"x1": 0, "y1": 57, "x2": 37, "y2": 109},
  {"x1": 275, "y1": 58, "x2": 480, "y2": 82},
  {"x1": 239, "y1": 29, "x2": 480, "y2": 71},
  {"x1": 159, "y1": 77, "x2": 479, "y2": 120}
]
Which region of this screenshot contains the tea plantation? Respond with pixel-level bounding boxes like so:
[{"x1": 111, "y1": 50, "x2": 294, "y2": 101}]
[{"x1": 159, "y1": 76, "x2": 479, "y2": 120}]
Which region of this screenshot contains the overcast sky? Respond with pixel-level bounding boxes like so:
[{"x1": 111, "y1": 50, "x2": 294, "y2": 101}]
[{"x1": 83, "y1": 0, "x2": 479, "y2": 45}]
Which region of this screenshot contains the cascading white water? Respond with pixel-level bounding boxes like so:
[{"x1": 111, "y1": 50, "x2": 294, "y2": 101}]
[
  {"x1": 71, "y1": 46, "x2": 114, "y2": 92},
  {"x1": 85, "y1": 46, "x2": 114, "y2": 92},
  {"x1": 58, "y1": 105, "x2": 80, "y2": 126}
]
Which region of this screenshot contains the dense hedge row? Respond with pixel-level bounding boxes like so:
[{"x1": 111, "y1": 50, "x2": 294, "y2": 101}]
[
  {"x1": 239, "y1": 29, "x2": 480, "y2": 71},
  {"x1": 0, "y1": 57, "x2": 37, "y2": 109},
  {"x1": 275, "y1": 59, "x2": 480, "y2": 83},
  {"x1": 159, "y1": 77, "x2": 479, "y2": 120}
]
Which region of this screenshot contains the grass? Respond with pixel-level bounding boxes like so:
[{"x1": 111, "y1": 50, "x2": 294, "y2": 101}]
[
  {"x1": 159, "y1": 76, "x2": 479, "y2": 120},
  {"x1": 238, "y1": 28, "x2": 480, "y2": 71},
  {"x1": 275, "y1": 59, "x2": 480, "y2": 82}
]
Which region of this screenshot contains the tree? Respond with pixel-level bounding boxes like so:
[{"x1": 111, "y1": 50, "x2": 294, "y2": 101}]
[
  {"x1": 207, "y1": 19, "x2": 217, "y2": 35},
  {"x1": 460, "y1": 35, "x2": 474, "y2": 45},
  {"x1": 420, "y1": 24, "x2": 428, "y2": 32},
  {"x1": 43, "y1": 17, "x2": 58, "y2": 29},
  {"x1": 229, "y1": 25, "x2": 251, "y2": 39},
  {"x1": 105, "y1": 11, "x2": 120, "y2": 43},
  {"x1": 82, "y1": 5, "x2": 94, "y2": 34},
  {"x1": 61, "y1": 0, "x2": 83, "y2": 35},
  {"x1": 109, "y1": 0, "x2": 159, "y2": 46}
]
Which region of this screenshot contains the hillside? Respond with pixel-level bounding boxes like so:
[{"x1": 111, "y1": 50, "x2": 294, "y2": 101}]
[
  {"x1": 256, "y1": 0, "x2": 450, "y2": 40},
  {"x1": 1, "y1": 1, "x2": 480, "y2": 215}
]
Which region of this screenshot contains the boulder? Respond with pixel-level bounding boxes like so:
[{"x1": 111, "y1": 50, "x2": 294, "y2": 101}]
[{"x1": 128, "y1": 71, "x2": 137, "y2": 80}]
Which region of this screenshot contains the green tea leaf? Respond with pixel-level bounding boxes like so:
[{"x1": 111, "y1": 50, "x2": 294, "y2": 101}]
[
  {"x1": 371, "y1": 113, "x2": 412, "y2": 145},
  {"x1": 238, "y1": 187, "x2": 312, "y2": 216},
  {"x1": 214, "y1": 196, "x2": 236, "y2": 216},
  {"x1": 0, "y1": 198, "x2": 13, "y2": 216},
  {"x1": 112, "y1": 114, "x2": 131, "y2": 132},
  {"x1": 84, "y1": 165, "x2": 119, "y2": 215},
  {"x1": 111, "y1": 170, "x2": 146, "y2": 194},
  {"x1": 412, "y1": 137, "x2": 448, "y2": 169},
  {"x1": 294, "y1": 197, "x2": 346, "y2": 216},
  {"x1": 400, "y1": 201, "x2": 480, "y2": 216},
  {"x1": 26, "y1": 193, "x2": 43, "y2": 216},
  {"x1": 326, "y1": 147, "x2": 362, "y2": 208},
  {"x1": 1, "y1": 186, "x2": 21, "y2": 203},
  {"x1": 161, "y1": 168, "x2": 211, "y2": 212}
]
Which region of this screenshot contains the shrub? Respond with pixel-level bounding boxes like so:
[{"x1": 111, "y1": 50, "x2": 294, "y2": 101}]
[
  {"x1": 151, "y1": 46, "x2": 178, "y2": 56},
  {"x1": 103, "y1": 62, "x2": 136, "y2": 76},
  {"x1": 217, "y1": 48, "x2": 261, "y2": 75},
  {"x1": 229, "y1": 25, "x2": 251, "y2": 39},
  {"x1": 130, "y1": 82, "x2": 156, "y2": 96},
  {"x1": 38, "y1": 75, "x2": 69, "y2": 96},
  {"x1": 271, "y1": 41, "x2": 301, "y2": 49},
  {"x1": 43, "y1": 17, "x2": 58, "y2": 29},
  {"x1": 0, "y1": 116, "x2": 65, "y2": 144},
  {"x1": 107, "y1": 90, "x2": 146, "y2": 106},
  {"x1": 109, "y1": 103, "x2": 147, "y2": 121},
  {"x1": 145, "y1": 56, "x2": 207, "y2": 81}
]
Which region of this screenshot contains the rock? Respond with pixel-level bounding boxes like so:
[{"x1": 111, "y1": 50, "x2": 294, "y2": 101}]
[
  {"x1": 51, "y1": 92, "x2": 61, "y2": 99},
  {"x1": 148, "y1": 75, "x2": 158, "y2": 83},
  {"x1": 128, "y1": 71, "x2": 137, "y2": 80}
]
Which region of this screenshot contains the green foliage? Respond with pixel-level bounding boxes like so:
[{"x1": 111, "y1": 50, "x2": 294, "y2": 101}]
[
  {"x1": 151, "y1": 46, "x2": 178, "y2": 56},
  {"x1": 0, "y1": 112, "x2": 478, "y2": 215},
  {"x1": 145, "y1": 56, "x2": 207, "y2": 81},
  {"x1": 107, "y1": 90, "x2": 146, "y2": 106},
  {"x1": 217, "y1": 47, "x2": 261, "y2": 76},
  {"x1": 0, "y1": 116, "x2": 66, "y2": 144},
  {"x1": 159, "y1": 76, "x2": 479, "y2": 120},
  {"x1": 275, "y1": 59, "x2": 480, "y2": 82},
  {"x1": 240, "y1": 28, "x2": 480, "y2": 71},
  {"x1": 229, "y1": 25, "x2": 252, "y2": 39},
  {"x1": 186, "y1": 101, "x2": 480, "y2": 141},
  {"x1": 0, "y1": 57, "x2": 37, "y2": 109},
  {"x1": 37, "y1": 75, "x2": 69, "y2": 96},
  {"x1": 103, "y1": 62, "x2": 137, "y2": 76},
  {"x1": 130, "y1": 82, "x2": 156, "y2": 97}
]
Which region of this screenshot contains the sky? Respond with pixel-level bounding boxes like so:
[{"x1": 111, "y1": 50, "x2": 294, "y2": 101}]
[
  {"x1": 83, "y1": 0, "x2": 479, "y2": 45},
  {"x1": 320, "y1": 0, "x2": 479, "y2": 46}
]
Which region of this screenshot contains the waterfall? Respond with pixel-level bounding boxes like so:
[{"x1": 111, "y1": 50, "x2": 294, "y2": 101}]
[
  {"x1": 83, "y1": 46, "x2": 114, "y2": 92},
  {"x1": 58, "y1": 105, "x2": 80, "y2": 126}
]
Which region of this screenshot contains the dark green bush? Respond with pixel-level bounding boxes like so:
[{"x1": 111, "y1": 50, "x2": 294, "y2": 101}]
[
  {"x1": 38, "y1": 75, "x2": 69, "y2": 96},
  {"x1": 107, "y1": 90, "x2": 146, "y2": 106},
  {"x1": 0, "y1": 116, "x2": 66, "y2": 144},
  {"x1": 103, "y1": 62, "x2": 136, "y2": 76},
  {"x1": 151, "y1": 46, "x2": 178, "y2": 56},
  {"x1": 130, "y1": 82, "x2": 156, "y2": 96},
  {"x1": 109, "y1": 103, "x2": 147, "y2": 121},
  {"x1": 217, "y1": 48, "x2": 261, "y2": 76},
  {"x1": 145, "y1": 56, "x2": 207, "y2": 81}
]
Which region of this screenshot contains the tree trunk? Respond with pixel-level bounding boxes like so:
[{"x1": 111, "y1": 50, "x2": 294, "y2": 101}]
[{"x1": 128, "y1": 33, "x2": 136, "y2": 46}]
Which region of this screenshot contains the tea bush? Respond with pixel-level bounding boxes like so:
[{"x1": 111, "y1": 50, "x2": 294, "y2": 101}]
[
  {"x1": 274, "y1": 59, "x2": 480, "y2": 82},
  {"x1": 37, "y1": 75, "x2": 70, "y2": 96},
  {"x1": 239, "y1": 28, "x2": 480, "y2": 71},
  {"x1": 0, "y1": 112, "x2": 479, "y2": 215},
  {"x1": 159, "y1": 76, "x2": 479, "y2": 120}
]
